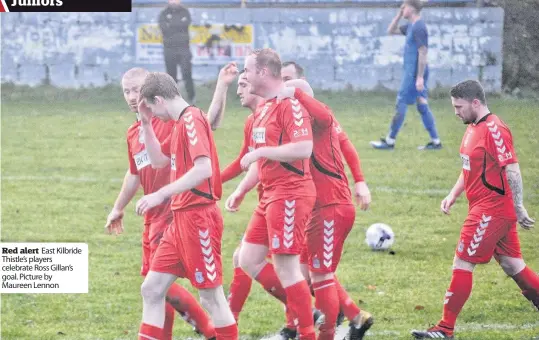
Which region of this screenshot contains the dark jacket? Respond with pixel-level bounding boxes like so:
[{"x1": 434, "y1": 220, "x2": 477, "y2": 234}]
[{"x1": 159, "y1": 5, "x2": 191, "y2": 50}]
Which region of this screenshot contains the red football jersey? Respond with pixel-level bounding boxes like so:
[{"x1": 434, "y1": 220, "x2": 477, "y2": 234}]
[
  {"x1": 250, "y1": 98, "x2": 316, "y2": 203},
  {"x1": 311, "y1": 115, "x2": 352, "y2": 208},
  {"x1": 127, "y1": 117, "x2": 174, "y2": 224},
  {"x1": 161, "y1": 107, "x2": 222, "y2": 211},
  {"x1": 459, "y1": 113, "x2": 517, "y2": 219}
]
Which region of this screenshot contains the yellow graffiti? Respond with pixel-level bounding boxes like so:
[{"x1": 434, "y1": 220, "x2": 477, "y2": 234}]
[
  {"x1": 137, "y1": 24, "x2": 253, "y2": 45},
  {"x1": 138, "y1": 25, "x2": 163, "y2": 44}
]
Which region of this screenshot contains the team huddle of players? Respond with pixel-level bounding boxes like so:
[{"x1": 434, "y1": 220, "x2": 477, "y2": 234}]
[{"x1": 105, "y1": 46, "x2": 537, "y2": 340}]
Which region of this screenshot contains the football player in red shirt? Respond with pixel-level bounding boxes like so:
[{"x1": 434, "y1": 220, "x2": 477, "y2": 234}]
[
  {"x1": 412, "y1": 80, "x2": 537, "y2": 339},
  {"x1": 104, "y1": 68, "x2": 215, "y2": 340},
  {"x1": 135, "y1": 72, "x2": 238, "y2": 340},
  {"x1": 278, "y1": 65, "x2": 373, "y2": 340},
  {"x1": 205, "y1": 64, "x2": 264, "y2": 322},
  {"x1": 225, "y1": 49, "x2": 317, "y2": 340}
]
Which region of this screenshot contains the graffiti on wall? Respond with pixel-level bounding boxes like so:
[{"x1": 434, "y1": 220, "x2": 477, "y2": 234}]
[{"x1": 136, "y1": 23, "x2": 254, "y2": 65}]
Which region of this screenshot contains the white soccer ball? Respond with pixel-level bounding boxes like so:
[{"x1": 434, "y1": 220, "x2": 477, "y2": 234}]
[{"x1": 365, "y1": 223, "x2": 395, "y2": 250}]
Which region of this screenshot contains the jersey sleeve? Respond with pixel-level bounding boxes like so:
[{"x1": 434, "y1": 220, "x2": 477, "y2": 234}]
[
  {"x1": 486, "y1": 122, "x2": 518, "y2": 167},
  {"x1": 294, "y1": 88, "x2": 333, "y2": 129},
  {"x1": 186, "y1": 113, "x2": 212, "y2": 163},
  {"x1": 221, "y1": 120, "x2": 251, "y2": 182},
  {"x1": 399, "y1": 23, "x2": 409, "y2": 35},
  {"x1": 127, "y1": 138, "x2": 138, "y2": 175},
  {"x1": 412, "y1": 23, "x2": 428, "y2": 48},
  {"x1": 160, "y1": 134, "x2": 172, "y2": 157},
  {"x1": 280, "y1": 99, "x2": 313, "y2": 143}
]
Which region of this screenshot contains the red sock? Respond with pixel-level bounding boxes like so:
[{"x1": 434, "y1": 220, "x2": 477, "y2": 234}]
[
  {"x1": 215, "y1": 323, "x2": 238, "y2": 340},
  {"x1": 228, "y1": 267, "x2": 253, "y2": 321},
  {"x1": 166, "y1": 283, "x2": 216, "y2": 339},
  {"x1": 285, "y1": 281, "x2": 315, "y2": 340},
  {"x1": 335, "y1": 277, "x2": 361, "y2": 321},
  {"x1": 439, "y1": 269, "x2": 473, "y2": 331},
  {"x1": 162, "y1": 303, "x2": 175, "y2": 340},
  {"x1": 285, "y1": 305, "x2": 297, "y2": 330},
  {"x1": 256, "y1": 262, "x2": 288, "y2": 305},
  {"x1": 512, "y1": 266, "x2": 539, "y2": 308},
  {"x1": 139, "y1": 323, "x2": 163, "y2": 340},
  {"x1": 313, "y1": 279, "x2": 339, "y2": 340}
]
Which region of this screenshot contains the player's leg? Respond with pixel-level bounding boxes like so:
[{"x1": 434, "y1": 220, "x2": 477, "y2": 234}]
[
  {"x1": 139, "y1": 270, "x2": 178, "y2": 340},
  {"x1": 413, "y1": 213, "x2": 509, "y2": 339},
  {"x1": 149, "y1": 218, "x2": 216, "y2": 339},
  {"x1": 228, "y1": 243, "x2": 253, "y2": 322},
  {"x1": 239, "y1": 208, "x2": 288, "y2": 305},
  {"x1": 495, "y1": 221, "x2": 539, "y2": 309},
  {"x1": 180, "y1": 205, "x2": 238, "y2": 339},
  {"x1": 141, "y1": 217, "x2": 188, "y2": 340},
  {"x1": 164, "y1": 49, "x2": 178, "y2": 83},
  {"x1": 416, "y1": 97, "x2": 441, "y2": 150},
  {"x1": 268, "y1": 197, "x2": 317, "y2": 340},
  {"x1": 199, "y1": 286, "x2": 238, "y2": 339},
  {"x1": 415, "y1": 69, "x2": 441, "y2": 150},
  {"x1": 370, "y1": 92, "x2": 409, "y2": 150},
  {"x1": 310, "y1": 205, "x2": 373, "y2": 339},
  {"x1": 179, "y1": 52, "x2": 196, "y2": 103}
]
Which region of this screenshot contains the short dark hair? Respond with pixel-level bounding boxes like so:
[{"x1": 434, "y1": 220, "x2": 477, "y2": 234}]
[
  {"x1": 282, "y1": 61, "x2": 305, "y2": 78},
  {"x1": 450, "y1": 80, "x2": 487, "y2": 105},
  {"x1": 250, "y1": 48, "x2": 282, "y2": 78},
  {"x1": 404, "y1": 0, "x2": 423, "y2": 13},
  {"x1": 140, "y1": 72, "x2": 181, "y2": 104}
]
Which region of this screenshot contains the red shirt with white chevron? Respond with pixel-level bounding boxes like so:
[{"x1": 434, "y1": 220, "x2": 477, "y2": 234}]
[
  {"x1": 160, "y1": 106, "x2": 222, "y2": 211},
  {"x1": 250, "y1": 98, "x2": 316, "y2": 203},
  {"x1": 459, "y1": 113, "x2": 517, "y2": 219},
  {"x1": 127, "y1": 117, "x2": 174, "y2": 224}
]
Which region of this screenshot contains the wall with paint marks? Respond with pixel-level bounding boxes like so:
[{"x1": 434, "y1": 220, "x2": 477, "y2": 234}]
[{"x1": 1, "y1": 7, "x2": 504, "y2": 92}]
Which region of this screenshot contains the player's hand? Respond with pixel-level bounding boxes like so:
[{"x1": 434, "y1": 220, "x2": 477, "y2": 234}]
[
  {"x1": 225, "y1": 190, "x2": 245, "y2": 212},
  {"x1": 104, "y1": 208, "x2": 124, "y2": 235},
  {"x1": 135, "y1": 192, "x2": 165, "y2": 216},
  {"x1": 515, "y1": 204, "x2": 535, "y2": 230},
  {"x1": 218, "y1": 62, "x2": 239, "y2": 86},
  {"x1": 137, "y1": 97, "x2": 153, "y2": 124},
  {"x1": 240, "y1": 149, "x2": 261, "y2": 171},
  {"x1": 416, "y1": 77, "x2": 425, "y2": 92},
  {"x1": 398, "y1": 4, "x2": 405, "y2": 16},
  {"x1": 440, "y1": 194, "x2": 456, "y2": 215},
  {"x1": 276, "y1": 86, "x2": 296, "y2": 103},
  {"x1": 354, "y1": 181, "x2": 371, "y2": 211}
]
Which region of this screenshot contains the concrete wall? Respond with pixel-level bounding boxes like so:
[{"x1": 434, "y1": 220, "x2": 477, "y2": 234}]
[{"x1": 1, "y1": 7, "x2": 504, "y2": 92}]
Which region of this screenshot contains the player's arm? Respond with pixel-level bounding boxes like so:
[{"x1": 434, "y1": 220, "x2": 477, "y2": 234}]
[
  {"x1": 506, "y1": 164, "x2": 535, "y2": 229},
  {"x1": 284, "y1": 79, "x2": 314, "y2": 97},
  {"x1": 225, "y1": 163, "x2": 259, "y2": 212},
  {"x1": 141, "y1": 121, "x2": 170, "y2": 168},
  {"x1": 160, "y1": 156, "x2": 212, "y2": 199},
  {"x1": 252, "y1": 141, "x2": 313, "y2": 164},
  {"x1": 414, "y1": 25, "x2": 429, "y2": 80},
  {"x1": 292, "y1": 88, "x2": 333, "y2": 129},
  {"x1": 222, "y1": 136, "x2": 249, "y2": 182},
  {"x1": 105, "y1": 169, "x2": 141, "y2": 234},
  {"x1": 387, "y1": 5, "x2": 405, "y2": 35},
  {"x1": 441, "y1": 172, "x2": 464, "y2": 215},
  {"x1": 207, "y1": 63, "x2": 239, "y2": 130}
]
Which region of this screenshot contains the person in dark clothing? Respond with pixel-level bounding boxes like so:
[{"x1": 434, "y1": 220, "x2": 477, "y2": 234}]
[{"x1": 159, "y1": 0, "x2": 196, "y2": 103}]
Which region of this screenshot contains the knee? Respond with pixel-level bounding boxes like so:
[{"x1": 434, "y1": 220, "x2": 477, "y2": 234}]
[
  {"x1": 452, "y1": 257, "x2": 475, "y2": 272},
  {"x1": 141, "y1": 279, "x2": 165, "y2": 303},
  {"x1": 233, "y1": 247, "x2": 241, "y2": 268},
  {"x1": 498, "y1": 256, "x2": 526, "y2": 276},
  {"x1": 310, "y1": 272, "x2": 334, "y2": 284},
  {"x1": 238, "y1": 252, "x2": 262, "y2": 277}
]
